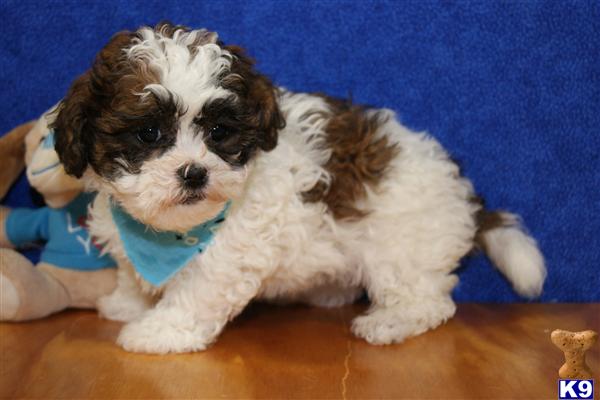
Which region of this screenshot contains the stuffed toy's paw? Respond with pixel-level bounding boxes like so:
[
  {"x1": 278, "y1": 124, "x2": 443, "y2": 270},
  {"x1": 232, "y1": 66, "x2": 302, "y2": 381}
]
[
  {"x1": 0, "y1": 110, "x2": 117, "y2": 321},
  {"x1": 0, "y1": 249, "x2": 70, "y2": 321},
  {"x1": 0, "y1": 270, "x2": 20, "y2": 320}
]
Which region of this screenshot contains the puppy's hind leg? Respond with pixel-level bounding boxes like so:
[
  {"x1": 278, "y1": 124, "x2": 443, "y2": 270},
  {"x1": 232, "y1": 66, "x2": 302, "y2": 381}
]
[{"x1": 351, "y1": 250, "x2": 459, "y2": 345}]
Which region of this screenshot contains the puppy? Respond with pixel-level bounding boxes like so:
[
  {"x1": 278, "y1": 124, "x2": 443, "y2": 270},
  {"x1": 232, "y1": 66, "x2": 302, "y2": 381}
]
[{"x1": 52, "y1": 23, "x2": 546, "y2": 354}]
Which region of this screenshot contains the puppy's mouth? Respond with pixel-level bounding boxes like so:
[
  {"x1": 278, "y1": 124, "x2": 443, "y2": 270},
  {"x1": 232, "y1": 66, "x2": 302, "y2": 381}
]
[{"x1": 180, "y1": 190, "x2": 206, "y2": 205}]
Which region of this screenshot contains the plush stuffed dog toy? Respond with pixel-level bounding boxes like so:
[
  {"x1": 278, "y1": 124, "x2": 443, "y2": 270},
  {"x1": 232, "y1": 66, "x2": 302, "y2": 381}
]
[{"x1": 0, "y1": 110, "x2": 116, "y2": 321}]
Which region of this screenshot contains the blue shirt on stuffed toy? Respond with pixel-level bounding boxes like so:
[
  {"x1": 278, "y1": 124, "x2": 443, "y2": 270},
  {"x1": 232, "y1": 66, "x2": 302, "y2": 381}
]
[
  {"x1": 6, "y1": 192, "x2": 115, "y2": 270},
  {"x1": 6, "y1": 192, "x2": 229, "y2": 285}
]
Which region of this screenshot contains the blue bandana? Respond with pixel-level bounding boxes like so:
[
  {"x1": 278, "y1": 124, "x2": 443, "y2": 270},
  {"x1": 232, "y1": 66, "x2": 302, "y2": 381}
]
[{"x1": 110, "y1": 201, "x2": 229, "y2": 286}]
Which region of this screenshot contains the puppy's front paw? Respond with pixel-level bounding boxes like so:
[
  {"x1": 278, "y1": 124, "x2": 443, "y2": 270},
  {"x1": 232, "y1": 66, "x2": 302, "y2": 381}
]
[
  {"x1": 351, "y1": 300, "x2": 456, "y2": 345},
  {"x1": 117, "y1": 309, "x2": 220, "y2": 354},
  {"x1": 351, "y1": 311, "x2": 418, "y2": 345},
  {"x1": 97, "y1": 291, "x2": 150, "y2": 322}
]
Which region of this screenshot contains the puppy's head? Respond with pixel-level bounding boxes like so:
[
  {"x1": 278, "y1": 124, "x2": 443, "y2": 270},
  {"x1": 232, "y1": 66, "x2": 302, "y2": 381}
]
[{"x1": 52, "y1": 23, "x2": 284, "y2": 232}]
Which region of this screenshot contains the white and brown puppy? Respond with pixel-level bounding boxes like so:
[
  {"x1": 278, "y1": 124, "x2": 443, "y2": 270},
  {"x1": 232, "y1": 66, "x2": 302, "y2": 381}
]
[{"x1": 52, "y1": 23, "x2": 546, "y2": 354}]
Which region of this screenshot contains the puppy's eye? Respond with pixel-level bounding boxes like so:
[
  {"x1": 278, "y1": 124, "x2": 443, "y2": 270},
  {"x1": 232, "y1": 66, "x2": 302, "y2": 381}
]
[
  {"x1": 136, "y1": 126, "x2": 161, "y2": 143},
  {"x1": 209, "y1": 125, "x2": 229, "y2": 142}
]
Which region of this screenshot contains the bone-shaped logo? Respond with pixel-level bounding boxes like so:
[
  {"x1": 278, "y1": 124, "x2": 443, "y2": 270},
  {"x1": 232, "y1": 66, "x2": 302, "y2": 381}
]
[{"x1": 551, "y1": 329, "x2": 598, "y2": 379}]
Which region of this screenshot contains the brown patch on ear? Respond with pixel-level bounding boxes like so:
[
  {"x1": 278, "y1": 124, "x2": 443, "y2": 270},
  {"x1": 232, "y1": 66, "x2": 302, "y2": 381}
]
[
  {"x1": 52, "y1": 71, "x2": 93, "y2": 178},
  {"x1": 303, "y1": 97, "x2": 400, "y2": 220},
  {"x1": 222, "y1": 45, "x2": 285, "y2": 151},
  {"x1": 53, "y1": 31, "x2": 138, "y2": 178},
  {"x1": 91, "y1": 31, "x2": 137, "y2": 90},
  {"x1": 52, "y1": 30, "x2": 162, "y2": 178}
]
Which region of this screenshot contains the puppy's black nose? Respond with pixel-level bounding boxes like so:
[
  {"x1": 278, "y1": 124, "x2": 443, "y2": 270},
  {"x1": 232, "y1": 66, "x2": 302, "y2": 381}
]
[{"x1": 177, "y1": 164, "x2": 208, "y2": 189}]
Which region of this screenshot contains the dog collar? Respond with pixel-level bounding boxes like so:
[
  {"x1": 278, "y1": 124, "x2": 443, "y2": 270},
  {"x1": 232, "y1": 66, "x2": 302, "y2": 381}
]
[{"x1": 110, "y1": 200, "x2": 230, "y2": 286}]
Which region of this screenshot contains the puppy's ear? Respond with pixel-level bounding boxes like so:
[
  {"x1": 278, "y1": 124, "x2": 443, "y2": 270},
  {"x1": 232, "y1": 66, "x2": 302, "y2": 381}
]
[
  {"x1": 51, "y1": 72, "x2": 92, "y2": 178},
  {"x1": 224, "y1": 46, "x2": 285, "y2": 151},
  {"x1": 251, "y1": 73, "x2": 285, "y2": 151},
  {"x1": 52, "y1": 31, "x2": 135, "y2": 178}
]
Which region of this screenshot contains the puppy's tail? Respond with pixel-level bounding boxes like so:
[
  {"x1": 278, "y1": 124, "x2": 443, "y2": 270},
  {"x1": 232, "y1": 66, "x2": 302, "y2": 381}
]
[{"x1": 476, "y1": 210, "x2": 546, "y2": 298}]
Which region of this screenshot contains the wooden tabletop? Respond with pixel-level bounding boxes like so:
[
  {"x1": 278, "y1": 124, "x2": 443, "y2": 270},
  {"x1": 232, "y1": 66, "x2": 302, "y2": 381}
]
[{"x1": 1, "y1": 303, "x2": 598, "y2": 399}]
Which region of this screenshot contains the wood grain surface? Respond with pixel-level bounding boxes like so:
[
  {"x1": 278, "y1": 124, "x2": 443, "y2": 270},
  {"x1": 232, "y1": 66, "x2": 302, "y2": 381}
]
[{"x1": 1, "y1": 303, "x2": 598, "y2": 399}]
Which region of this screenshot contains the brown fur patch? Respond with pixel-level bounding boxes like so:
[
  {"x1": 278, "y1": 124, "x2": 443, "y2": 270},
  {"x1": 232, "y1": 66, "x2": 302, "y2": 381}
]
[
  {"x1": 186, "y1": 43, "x2": 286, "y2": 167},
  {"x1": 52, "y1": 29, "x2": 171, "y2": 178},
  {"x1": 303, "y1": 97, "x2": 399, "y2": 220},
  {"x1": 90, "y1": 32, "x2": 163, "y2": 134},
  {"x1": 472, "y1": 196, "x2": 517, "y2": 250},
  {"x1": 53, "y1": 23, "x2": 283, "y2": 179},
  {"x1": 220, "y1": 45, "x2": 285, "y2": 151}
]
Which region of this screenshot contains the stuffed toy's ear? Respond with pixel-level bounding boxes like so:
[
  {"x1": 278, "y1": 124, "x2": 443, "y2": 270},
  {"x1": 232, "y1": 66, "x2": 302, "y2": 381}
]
[
  {"x1": 25, "y1": 108, "x2": 83, "y2": 208},
  {"x1": 0, "y1": 121, "x2": 35, "y2": 200}
]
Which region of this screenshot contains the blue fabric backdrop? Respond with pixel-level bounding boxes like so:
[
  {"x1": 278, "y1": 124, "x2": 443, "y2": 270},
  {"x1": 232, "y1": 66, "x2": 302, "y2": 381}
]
[{"x1": 1, "y1": 0, "x2": 598, "y2": 302}]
